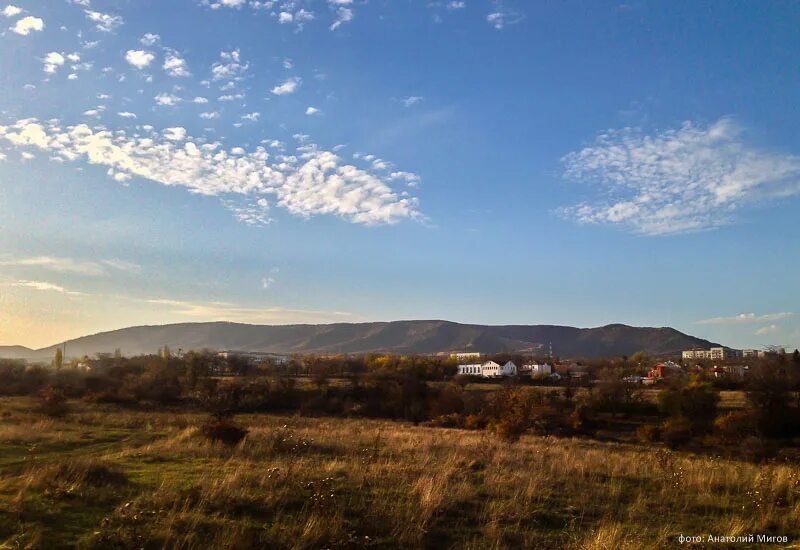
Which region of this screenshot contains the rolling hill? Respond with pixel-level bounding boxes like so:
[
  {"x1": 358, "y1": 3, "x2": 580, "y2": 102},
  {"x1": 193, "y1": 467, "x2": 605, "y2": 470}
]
[{"x1": 0, "y1": 320, "x2": 719, "y2": 361}]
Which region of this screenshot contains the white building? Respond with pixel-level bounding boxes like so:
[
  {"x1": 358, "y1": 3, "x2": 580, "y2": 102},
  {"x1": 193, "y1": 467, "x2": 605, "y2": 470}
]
[
  {"x1": 524, "y1": 363, "x2": 552, "y2": 376},
  {"x1": 683, "y1": 347, "x2": 741, "y2": 361},
  {"x1": 457, "y1": 363, "x2": 484, "y2": 376},
  {"x1": 457, "y1": 360, "x2": 518, "y2": 378}
]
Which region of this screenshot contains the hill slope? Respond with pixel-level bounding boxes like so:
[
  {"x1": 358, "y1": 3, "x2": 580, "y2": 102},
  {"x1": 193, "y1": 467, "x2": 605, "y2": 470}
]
[{"x1": 0, "y1": 320, "x2": 719, "y2": 360}]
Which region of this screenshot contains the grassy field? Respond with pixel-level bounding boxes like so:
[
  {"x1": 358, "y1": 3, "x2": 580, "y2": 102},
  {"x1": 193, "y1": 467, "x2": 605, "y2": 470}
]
[{"x1": 0, "y1": 396, "x2": 798, "y2": 549}]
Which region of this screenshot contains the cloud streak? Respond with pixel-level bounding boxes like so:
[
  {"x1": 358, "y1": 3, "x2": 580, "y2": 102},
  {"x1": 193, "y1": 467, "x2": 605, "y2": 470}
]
[
  {"x1": 696, "y1": 312, "x2": 794, "y2": 325},
  {"x1": 560, "y1": 118, "x2": 800, "y2": 235},
  {"x1": 0, "y1": 255, "x2": 141, "y2": 277},
  {"x1": 145, "y1": 298, "x2": 359, "y2": 324}
]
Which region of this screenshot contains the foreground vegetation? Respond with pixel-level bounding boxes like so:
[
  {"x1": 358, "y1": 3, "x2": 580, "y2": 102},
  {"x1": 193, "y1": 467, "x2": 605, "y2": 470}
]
[
  {"x1": 1, "y1": 397, "x2": 799, "y2": 549},
  {"x1": 1, "y1": 351, "x2": 800, "y2": 547}
]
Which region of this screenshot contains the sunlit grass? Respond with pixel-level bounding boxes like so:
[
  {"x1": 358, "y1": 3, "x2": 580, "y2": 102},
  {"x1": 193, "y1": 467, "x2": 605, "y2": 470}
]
[{"x1": 0, "y1": 397, "x2": 798, "y2": 548}]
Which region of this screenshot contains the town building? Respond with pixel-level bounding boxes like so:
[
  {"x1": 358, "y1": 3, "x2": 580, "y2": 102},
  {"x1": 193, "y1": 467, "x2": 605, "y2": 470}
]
[
  {"x1": 217, "y1": 351, "x2": 289, "y2": 365},
  {"x1": 647, "y1": 361, "x2": 684, "y2": 381},
  {"x1": 450, "y1": 351, "x2": 482, "y2": 361},
  {"x1": 524, "y1": 363, "x2": 553, "y2": 376},
  {"x1": 682, "y1": 347, "x2": 742, "y2": 361},
  {"x1": 457, "y1": 360, "x2": 518, "y2": 378}
]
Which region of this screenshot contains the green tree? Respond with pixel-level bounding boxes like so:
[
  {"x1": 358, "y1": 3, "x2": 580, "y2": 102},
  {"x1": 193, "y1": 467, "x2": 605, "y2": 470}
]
[
  {"x1": 53, "y1": 347, "x2": 63, "y2": 370},
  {"x1": 658, "y1": 378, "x2": 719, "y2": 435}
]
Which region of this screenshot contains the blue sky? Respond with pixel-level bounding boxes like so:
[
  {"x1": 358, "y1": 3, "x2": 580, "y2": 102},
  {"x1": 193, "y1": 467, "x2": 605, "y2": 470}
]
[{"x1": 1, "y1": 0, "x2": 799, "y2": 351}]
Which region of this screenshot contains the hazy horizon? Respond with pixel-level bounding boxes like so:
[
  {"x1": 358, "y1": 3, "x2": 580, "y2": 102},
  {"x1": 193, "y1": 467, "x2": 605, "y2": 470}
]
[{"x1": 1, "y1": 1, "x2": 799, "y2": 350}]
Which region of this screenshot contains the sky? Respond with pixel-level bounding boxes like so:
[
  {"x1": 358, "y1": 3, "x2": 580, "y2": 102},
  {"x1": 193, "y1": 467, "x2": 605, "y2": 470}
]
[{"x1": 0, "y1": 0, "x2": 799, "y2": 351}]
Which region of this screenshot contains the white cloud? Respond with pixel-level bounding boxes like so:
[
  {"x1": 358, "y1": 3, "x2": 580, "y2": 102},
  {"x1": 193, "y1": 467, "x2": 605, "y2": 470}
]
[
  {"x1": 447, "y1": 1, "x2": 466, "y2": 9},
  {"x1": 211, "y1": 49, "x2": 248, "y2": 82},
  {"x1": 193, "y1": 96, "x2": 209, "y2": 104},
  {"x1": 163, "y1": 127, "x2": 187, "y2": 141},
  {"x1": 261, "y1": 276, "x2": 275, "y2": 289},
  {"x1": 0, "y1": 118, "x2": 420, "y2": 226},
  {"x1": 329, "y1": 5, "x2": 353, "y2": 30},
  {"x1": 271, "y1": 76, "x2": 300, "y2": 95},
  {"x1": 42, "y1": 52, "x2": 66, "y2": 74},
  {"x1": 163, "y1": 53, "x2": 190, "y2": 77},
  {"x1": 2, "y1": 5, "x2": 22, "y2": 17},
  {"x1": 389, "y1": 171, "x2": 421, "y2": 187},
  {"x1": 125, "y1": 50, "x2": 155, "y2": 69},
  {"x1": 140, "y1": 32, "x2": 160, "y2": 46},
  {"x1": 402, "y1": 96, "x2": 424, "y2": 107},
  {"x1": 84, "y1": 9, "x2": 123, "y2": 32},
  {"x1": 696, "y1": 312, "x2": 794, "y2": 325},
  {"x1": 117, "y1": 111, "x2": 137, "y2": 119},
  {"x1": 154, "y1": 93, "x2": 182, "y2": 106},
  {"x1": 199, "y1": 111, "x2": 219, "y2": 119},
  {"x1": 241, "y1": 112, "x2": 260, "y2": 122},
  {"x1": 10, "y1": 15, "x2": 43, "y2": 35},
  {"x1": 561, "y1": 118, "x2": 800, "y2": 235},
  {"x1": 305, "y1": 106, "x2": 319, "y2": 116},
  {"x1": 486, "y1": 2, "x2": 523, "y2": 30}
]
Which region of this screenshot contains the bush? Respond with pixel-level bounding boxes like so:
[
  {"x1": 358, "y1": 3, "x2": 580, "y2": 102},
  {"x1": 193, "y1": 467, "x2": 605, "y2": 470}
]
[
  {"x1": 658, "y1": 379, "x2": 719, "y2": 435},
  {"x1": 200, "y1": 417, "x2": 248, "y2": 446},
  {"x1": 38, "y1": 387, "x2": 69, "y2": 418},
  {"x1": 492, "y1": 416, "x2": 529, "y2": 443},
  {"x1": 714, "y1": 410, "x2": 759, "y2": 444},
  {"x1": 660, "y1": 416, "x2": 694, "y2": 449},
  {"x1": 636, "y1": 424, "x2": 661, "y2": 443},
  {"x1": 463, "y1": 414, "x2": 484, "y2": 430}
]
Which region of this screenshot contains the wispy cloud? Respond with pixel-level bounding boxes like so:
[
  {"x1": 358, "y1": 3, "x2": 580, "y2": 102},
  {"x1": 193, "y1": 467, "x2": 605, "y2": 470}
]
[
  {"x1": 84, "y1": 9, "x2": 124, "y2": 33},
  {"x1": 0, "y1": 255, "x2": 140, "y2": 277},
  {"x1": 696, "y1": 312, "x2": 794, "y2": 325},
  {"x1": 486, "y1": 1, "x2": 523, "y2": 30},
  {"x1": 11, "y1": 279, "x2": 83, "y2": 295},
  {"x1": 755, "y1": 324, "x2": 780, "y2": 336},
  {"x1": 560, "y1": 118, "x2": 800, "y2": 235},
  {"x1": 145, "y1": 298, "x2": 359, "y2": 324}
]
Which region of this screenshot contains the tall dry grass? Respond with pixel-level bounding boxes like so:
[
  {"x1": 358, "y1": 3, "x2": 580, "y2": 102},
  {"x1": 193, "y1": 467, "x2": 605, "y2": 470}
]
[{"x1": 0, "y1": 400, "x2": 798, "y2": 548}]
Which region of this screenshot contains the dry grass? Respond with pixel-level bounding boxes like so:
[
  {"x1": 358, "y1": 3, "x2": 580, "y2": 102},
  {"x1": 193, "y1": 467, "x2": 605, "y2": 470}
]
[{"x1": 0, "y1": 397, "x2": 798, "y2": 548}]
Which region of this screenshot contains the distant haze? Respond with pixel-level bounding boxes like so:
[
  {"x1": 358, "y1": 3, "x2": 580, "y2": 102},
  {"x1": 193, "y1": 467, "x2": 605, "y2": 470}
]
[{"x1": 0, "y1": 320, "x2": 719, "y2": 361}]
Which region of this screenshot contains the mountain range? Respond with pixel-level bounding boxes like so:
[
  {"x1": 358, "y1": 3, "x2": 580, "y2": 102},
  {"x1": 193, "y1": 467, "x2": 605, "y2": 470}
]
[{"x1": 0, "y1": 320, "x2": 719, "y2": 361}]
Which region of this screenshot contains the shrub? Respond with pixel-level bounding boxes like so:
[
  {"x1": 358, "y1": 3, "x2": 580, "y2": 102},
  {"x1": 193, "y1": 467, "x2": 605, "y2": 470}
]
[
  {"x1": 568, "y1": 403, "x2": 596, "y2": 435},
  {"x1": 200, "y1": 417, "x2": 248, "y2": 446},
  {"x1": 657, "y1": 379, "x2": 719, "y2": 435},
  {"x1": 714, "y1": 410, "x2": 759, "y2": 444},
  {"x1": 660, "y1": 416, "x2": 694, "y2": 449},
  {"x1": 38, "y1": 387, "x2": 69, "y2": 418},
  {"x1": 491, "y1": 416, "x2": 528, "y2": 443},
  {"x1": 463, "y1": 414, "x2": 484, "y2": 430},
  {"x1": 636, "y1": 424, "x2": 661, "y2": 443}
]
